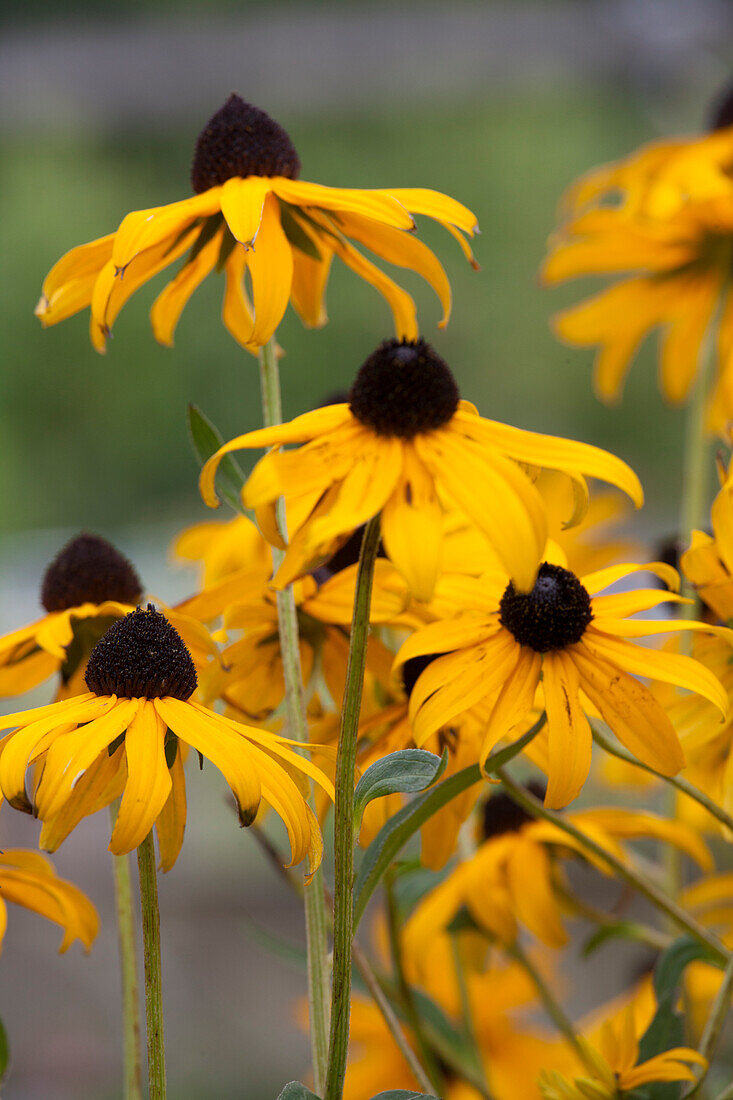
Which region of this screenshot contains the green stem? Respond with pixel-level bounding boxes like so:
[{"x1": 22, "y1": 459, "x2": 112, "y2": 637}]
[
  {"x1": 257, "y1": 335, "x2": 330, "y2": 1095},
  {"x1": 137, "y1": 832, "x2": 166, "y2": 1100},
  {"x1": 507, "y1": 939, "x2": 589, "y2": 1069},
  {"x1": 385, "y1": 872, "x2": 445, "y2": 1095},
  {"x1": 450, "y1": 934, "x2": 489, "y2": 1093},
  {"x1": 592, "y1": 724, "x2": 733, "y2": 835},
  {"x1": 714, "y1": 1083, "x2": 733, "y2": 1100},
  {"x1": 324, "y1": 515, "x2": 382, "y2": 1100},
  {"x1": 683, "y1": 951, "x2": 733, "y2": 1098},
  {"x1": 350, "y1": 938, "x2": 435, "y2": 1096},
  {"x1": 109, "y1": 803, "x2": 143, "y2": 1100},
  {"x1": 496, "y1": 768, "x2": 729, "y2": 965}
]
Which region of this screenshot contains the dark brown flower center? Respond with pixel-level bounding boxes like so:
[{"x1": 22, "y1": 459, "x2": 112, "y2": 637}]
[
  {"x1": 85, "y1": 605, "x2": 197, "y2": 701},
  {"x1": 349, "y1": 338, "x2": 460, "y2": 439},
  {"x1": 191, "y1": 94, "x2": 300, "y2": 193},
  {"x1": 480, "y1": 783, "x2": 547, "y2": 840},
  {"x1": 499, "y1": 562, "x2": 593, "y2": 652},
  {"x1": 41, "y1": 533, "x2": 143, "y2": 613}
]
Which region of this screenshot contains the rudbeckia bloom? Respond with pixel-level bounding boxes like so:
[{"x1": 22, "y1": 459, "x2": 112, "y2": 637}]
[
  {"x1": 0, "y1": 607, "x2": 332, "y2": 872},
  {"x1": 395, "y1": 560, "x2": 732, "y2": 807},
  {"x1": 541, "y1": 95, "x2": 733, "y2": 420},
  {"x1": 538, "y1": 1006, "x2": 705, "y2": 1099},
  {"x1": 200, "y1": 337, "x2": 643, "y2": 598},
  {"x1": 0, "y1": 533, "x2": 143, "y2": 698},
  {"x1": 0, "y1": 848, "x2": 98, "y2": 954},
  {"x1": 402, "y1": 791, "x2": 711, "y2": 959},
  {"x1": 35, "y1": 94, "x2": 478, "y2": 352}
]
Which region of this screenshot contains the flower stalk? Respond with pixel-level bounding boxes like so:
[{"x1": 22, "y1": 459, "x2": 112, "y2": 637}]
[
  {"x1": 324, "y1": 514, "x2": 382, "y2": 1100},
  {"x1": 257, "y1": 335, "x2": 331, "y2": 1094},
  {"x1": 683, "y1": 950, "x2": 733, "y2": 1098},
  {"x1": 137, "y1": 831, "x2": 166, "y2": 1100},
  {"x1": 109, "y1": 802, "x2": 143, "y2": 1100}
]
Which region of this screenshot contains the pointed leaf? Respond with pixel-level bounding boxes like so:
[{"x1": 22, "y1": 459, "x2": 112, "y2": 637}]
[
  {"x1": 276, "y1": 1084, "x2": 320, "y2": 1100},
  {"x1": 187, "y1": 404, "x2": 246, "y2": 513},
  {"x1": 354, "y1": 749, "x2": 447, "y2": 833}
]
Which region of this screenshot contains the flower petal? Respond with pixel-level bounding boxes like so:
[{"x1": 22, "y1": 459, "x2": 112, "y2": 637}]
[
  {"x1": 110, "y1": 700, "x2": 172, "y2": 854},
  {"x1": 219, "y1": 176, "x2": 271, "y2": 247},
  {"x1": 380, "y1": 447, "x2": 444, "y2": 600},
  {"x1": 155, "y1": 747, "x2": 187, "y2": 873},
  {"x1": 150, "y1": 227, "x2": 222, "y2": 346},
  {"x1": 246, "y1": 191, "x2": 294, "y2": 345},
  {"x1": 542, "y1": 650, "x2": 593, "y2": 808},
  {"x1": 271, "y1": 179, "x2": 414, "y2": 230}
]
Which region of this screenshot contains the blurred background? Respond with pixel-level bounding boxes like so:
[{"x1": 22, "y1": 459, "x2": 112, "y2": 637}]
[{"x1": 2, "y1": 0, "x2": 733, "y2": 1096}]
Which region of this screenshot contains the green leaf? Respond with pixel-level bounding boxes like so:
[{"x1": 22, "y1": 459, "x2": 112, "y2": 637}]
[
  {"x1": 278, "y1": 201, "x2": 323, "y2": 261},
  {"x1": 187, "y1": 404, "x2": 246, "y2": 513},
  {"x1": 370, "y1": 1093, "x2": 440, "y2": 1099},
  {"x1": 276, "y1": 1084, "x2": 320, "y2": 1100},
  {"x1": 635, "y1": 935, "x2": 721, "y2": 1096},
  {"x1": 582, "y1": 921, "x2": 659, "y2": 958},
  {"x1": 352, "y1": 717, "x2": 545, "y2": 929},
  {"x1": 0, "y1": 1017, "x2": 9, "y2": 1081},
  {"x1": 353, "y1": 749, "x2": 447, "y2": 833},
  {"x1": 240, "y1": 913, "x2": 308, "y2": 972}
]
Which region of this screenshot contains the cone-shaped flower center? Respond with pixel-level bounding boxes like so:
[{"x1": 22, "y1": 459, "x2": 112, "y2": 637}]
[
  {"x1": 499, "y1": 563, "x2": 593, "y2": 652},
  {"x1": 349, "y1": 338, "x2": 460, "y2": 439},
  {"x1": 480, "y1": 783, "x2": 546, "y2": 840},
  {"x1": 191, "y1": 93, "x2": 301, "y2": 193},
  {"x1": 85, "y1": 605, "x2": 197, "y2": 701},
  {"x1": 401, "y1": 653, "x2": 444, "y2": 698},
  {"x1": 709, "y1": 79, "x2": 733, "y2": 131},
  {"x1": 41, "y1": 533, "x2": 143, "y2": 613}
]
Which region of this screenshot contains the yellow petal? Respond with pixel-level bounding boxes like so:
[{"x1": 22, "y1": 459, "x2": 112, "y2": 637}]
[
  {"x1": 480, "y1": 646, "x2": 542, "y2": 766},
  {"x1": 375, "y1": 187, "x2": 478, "y2": 233},
  {"x1": 272, "y1": 178, "x2": 415, "y2": 229},
  {"x1": 155, "y1": 747, "x2": 187, "y2": 873},
  {"x1": 36, "y1": 233, "x2": 115, "y2": 327},
  {"x1": 380, "y1": 447, "x2": 444, "y2": 600},
  {"x1": 326, "y1": 231, "x2": 418, "y2": 340},
  {"x1": 40, "y1": 744, "x2": 126, "y2": 852},
  {"x1": 111, "y1": 190, "x2": 221, "y2": 269},
  {"x1": 290, "y1": 237, "x2": 333, "y2": 328},
  {"x1": 246, "y1": 191, "x2": 294, "y2": 345},
  {"x1": 542, "y1": 650, "x2": 593, "y2": 808},
  {"x1": 219, "y1": 176, "x2": 271, "y2": 247},
  {"x1": 581, "y1": 561, "x2": 680, "y2": 595},
  {"x1": 221, "y1": 245, "x2": 259, "y2": 350},
  {"x1": 109, "y1": 700, "x2": 172, "y2": 854},
  {"x1": 150, "y1": 227, "x2": 222, "y2": 346},
  {"x1": 506, "y1": 837, "x2": 567, "y2": 946}
]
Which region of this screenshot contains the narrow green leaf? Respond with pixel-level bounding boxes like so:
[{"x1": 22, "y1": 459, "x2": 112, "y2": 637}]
[
  {"x1": 276, "y1": 1083, "x2": 320, "y2": 1100},
  {"x1": 352, "y1": 717, "x2": 545, "y2": 929},
  {"x1": 652, "y1": 935, "x2": 720, "y2": 1004},
  {"x1": 582, "y1": 921, "x2": 658, "y2": 958},
  {"x1": 279, "y1": 201, "x2": 323, "y2": 261},
  {"x1": 370, "y1": 1092, "x2": 440, "y2": 1100},
  {"x1": 353, "y1": 749, "x2": 447, "y2": 833},
  {"x1": 0, "y1": 1017, "x2": 9, "y2": 1081},
  {"x1": 187, "y1": 403, "x2": 246, "y2": 513}
]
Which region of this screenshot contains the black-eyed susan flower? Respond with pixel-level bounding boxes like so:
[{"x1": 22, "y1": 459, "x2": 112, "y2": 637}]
[
  {"x1": 0, "y1": 607, "x2": 332, "y2": 872},
  {"x1": 541, "y1": 92, "x2": 733, "y2": 422},
  {"x1": 0, "y1": 533, "x2": 143, "y2": 698},
  {"x1": 200, "y1": 337, "x2": 643, "y2": 598},
  {"x1": 538, "y1": 1006, "x2": 705, "y2": 1099},
  {"x1": 402, "y1": 792, "x2": 711, "y2": 962},
  {"x1": 35, "y1": 94, "x2": 478, "y2": 353},
  {"x1": 0, "y1": 848, "x2": 98, "y2": 954},
  {"x1": 682, "y1": 457, "x2": 733, "y2": 620},
  {"x1": 395, "y1": 560, "x2": 732, "y2": 807}
]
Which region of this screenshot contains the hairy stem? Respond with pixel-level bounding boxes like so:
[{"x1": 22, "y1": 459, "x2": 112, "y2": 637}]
[
  {"x1": 324, "y1": 516, "x2": 382, "y2": 1100},
  {"x1": 258, "y1": 335, "x2": 331, "y2": 1094},
  {"x1": 110, "y1": 802, "x2": 143, "y2": 1100},
  {"x1": 137, "y1": 831, "x2": 166, "y2": 1100}
]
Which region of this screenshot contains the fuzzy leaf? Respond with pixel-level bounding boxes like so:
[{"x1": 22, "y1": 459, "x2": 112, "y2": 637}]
[
  {"x1": 187, "y1": 404, "x2": 246, "y2": 513},
  {"x1": 353, "y1": 749, "x2": 447, "y2": 833},
  {"x1": 370, "y1": 1093, "x2": 440, "y2": 1099},
  {"x1": 276, "y1": 1084, "x2": 320, "y2": 1100}
]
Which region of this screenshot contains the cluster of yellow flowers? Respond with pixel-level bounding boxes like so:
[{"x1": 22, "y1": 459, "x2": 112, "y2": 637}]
[{"x1": 5, "y1": 88, "x2": 733, "y2": 1099}]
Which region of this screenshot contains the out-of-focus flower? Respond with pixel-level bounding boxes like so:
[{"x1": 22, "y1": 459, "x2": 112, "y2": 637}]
[
  {"x1": 201, "y1": 337, "x2": 642, "y2": 598},
  {"x1": 36, "y1": 95, "x2": 478, "y2": 352},
  {"x1": 0, "y1": 607, "x2": 332, "y2": 872},
  {"x1": 0, "y1": 848, "x2": 99, "y2": 954}
]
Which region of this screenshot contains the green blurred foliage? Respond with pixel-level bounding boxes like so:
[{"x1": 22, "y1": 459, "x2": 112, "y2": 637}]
[{"x1": 3, "y1": 89, "x2": 686, "y2": 541}]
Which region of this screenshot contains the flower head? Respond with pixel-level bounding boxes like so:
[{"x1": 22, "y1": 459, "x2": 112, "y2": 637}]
[
  {"x1": 541, "y1": 97, "x2": 733, "y2": 421},
  {"x1": 201, "y1": 337, "x2": 642, "y2": 598},
  {"x1": 36, "y1": 94, "x2": 478, "y2": 352},
  {"x1": 396, "y1": 560, "x2": 732, "y2": 806},
  {"x1": 0, "y1": 607, "x2": 332, "y2": 871}
]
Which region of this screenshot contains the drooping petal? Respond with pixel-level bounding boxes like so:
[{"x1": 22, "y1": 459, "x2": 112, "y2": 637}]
[
  {"x1": 36, "y1": 234, "x2": 115, "y2": 327},
  {"x1": 380, "y1": 446, "x2": 444, "y2": 600},
  {"x1": 480, "y1": 646, "x2": 543, "y2": 767},
  {"x1": 150, "y1": 227, "x2": 222, "y2": 346},
  {"x1": 542, "y1": 650, "x2": 593, "y2": 808},
  {"x1": 0, "y1": 867, "x2": 99, "y2": 953},
  {"x1": 505, "y1": 838, "x2": 567, "y2": 947},
  {"x1": 581, "y1": 561, "x2": 680, "y2": 595},
  {"x1": 326, "y1": 232, "x2": 418, "y2": 340},
  {"x1": 219, "y1": 176, "x2": 271, "y2": 247},
  {"x1": 418, "y1": 428, "x2": 547, "y2": 593},
  {"x1": 109, "y1": 700, "x2": 172, "y2": 854},
  {"x1": 111, "y1": 191, "x2": 222, "y2": 270},
  {"x1": 571, "y1": 642, "x2": 685, "y2": 775},
  {"x1": 374, "y1": 188, "x2": 478, "y2": 233},
  {"x1": 452, "y1": 408, "x2": 643, "y2": 508},
  {"x1": 290, "y1": 236, "x2": 333, "y2": 328},
  {"x1": 246, "y1": 191, "x2": 294, "y2": 345},
  {"x1": 155, "y1": 747, "x2": 187, "y2": 873},
  {"x1": 271, "y1": 179, "x2": 415, "y2": 230},
  {"x1": 395, "y1": 615, "x2": 499, "y2": 667},
  {"x1": 221, "y1": 245, "x2": 258, "y2": 350},
  {"x1": 155, "y1": 697, "x2": 261, "y2": 825},
  {"x1": 39, "y1": 744, "x2": 126, "y2": 852}
]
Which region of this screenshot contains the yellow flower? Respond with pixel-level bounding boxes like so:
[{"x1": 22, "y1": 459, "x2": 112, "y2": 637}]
[
  {"x1": 396, "y1": 560, "x2": 731, "y2": 806},
  {"x1": 402, "y1": 796, "x2": 711, "y2": 963},
  {"x1": 541, "y1": 114, "x2": 733, "y2": 420},
  {"x1": 539, "y1": 1006, "x2": 705, "y2": 1098},
  {"x1": 682, "y1": 458, "x2": 733, "y2": 621},
  {"x1": 35, "y1": 95, "x2": 478, "y2": 353},
  {"x1": 201, "y1": 337, "x2": 642, "y2": 598},
  {"x1": 0, "y1": 607, "x2": 332, "y2": 872},
  {"x1": 0, "y1": 847, "x2": 98, "y2": 954}
]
